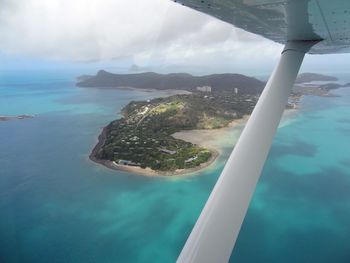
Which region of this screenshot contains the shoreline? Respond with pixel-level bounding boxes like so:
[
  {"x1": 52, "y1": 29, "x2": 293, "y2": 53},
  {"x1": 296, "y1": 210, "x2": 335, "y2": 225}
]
[
  {"x1": 105, "y1": 148, "x2": 219, "y2": 177},
  {"x1": 89, "y1": 117, "x2": 245, "y2": 177}
]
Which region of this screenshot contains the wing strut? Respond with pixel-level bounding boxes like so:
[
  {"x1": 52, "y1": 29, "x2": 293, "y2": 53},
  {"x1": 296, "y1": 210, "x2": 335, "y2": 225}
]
[{"x1": 177, "y1": 41, "x2": 317, "y2": 263}]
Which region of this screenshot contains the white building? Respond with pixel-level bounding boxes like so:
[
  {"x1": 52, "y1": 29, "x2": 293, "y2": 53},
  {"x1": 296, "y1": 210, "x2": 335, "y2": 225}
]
[{"x1": 196, "y1": 86, "x2": 212, "y2": 93}]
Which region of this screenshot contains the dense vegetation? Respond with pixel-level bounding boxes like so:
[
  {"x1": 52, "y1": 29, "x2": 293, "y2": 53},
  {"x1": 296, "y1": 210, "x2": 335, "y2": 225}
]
[
  {"x1": 77, "y1": 70, "x2": 265, "y2": 93},
  {"x1": 95, "y1": 92, "x2": 259, "y2": 171}
]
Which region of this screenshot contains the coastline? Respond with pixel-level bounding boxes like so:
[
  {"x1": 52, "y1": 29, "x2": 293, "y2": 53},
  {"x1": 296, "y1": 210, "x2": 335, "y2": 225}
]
[
  {"x1": 106, "y1": 148, "x2": 219, "y2": 177},
  {"x1": 89, "y1": 117, "x2": 246, "y2": 176}
]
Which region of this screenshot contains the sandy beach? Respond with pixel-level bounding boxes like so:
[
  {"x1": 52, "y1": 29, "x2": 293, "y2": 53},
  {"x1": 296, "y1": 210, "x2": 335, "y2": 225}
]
[
  {"x1": 105, "y1": 149, "x2": 219, "y2": 177},
  {"x1": 171, "y1": 115, "x2": 249, "y2": 153}
]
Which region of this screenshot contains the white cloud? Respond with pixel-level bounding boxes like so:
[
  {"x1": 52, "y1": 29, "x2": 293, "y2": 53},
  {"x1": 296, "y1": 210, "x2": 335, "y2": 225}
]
[{"x1": 0, "y1": 0, "x2": 282, "y2": 73}]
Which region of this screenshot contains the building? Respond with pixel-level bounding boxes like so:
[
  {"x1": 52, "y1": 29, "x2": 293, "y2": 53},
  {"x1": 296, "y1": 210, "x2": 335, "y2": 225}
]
[
  {"x1": 159, "y1": 148, "x2": 177, "y2": 155},
  {"x1": 185, "y1": 156, "x2": 198, "y2": 163},
  {"x1": 196, "y1": 86, "x2": 212, "y2": 93},
  {"x1": 117, "y1": 160, "x2": 139, "y2": 166}
]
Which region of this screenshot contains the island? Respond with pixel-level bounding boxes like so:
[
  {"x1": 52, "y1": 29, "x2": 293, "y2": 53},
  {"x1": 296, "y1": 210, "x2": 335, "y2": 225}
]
[
  {"x1": 0, "y1": 114, "x2": 34, "y2": 122},
  {"x1": 78, "y1": 71, "x2": 349, "y2": 97},
  {"x1": 295, "y1": 72, "x2": 338, "y2": 83},
  {"x1": 83, "y1": 70, "x2": 346, "y2": 176},
  {"x1": 294, "y1": 72, "x2": 350, "y2": 97},
  {"x1": 77, "y1": 70, "x2": 265, "y2": 93}
]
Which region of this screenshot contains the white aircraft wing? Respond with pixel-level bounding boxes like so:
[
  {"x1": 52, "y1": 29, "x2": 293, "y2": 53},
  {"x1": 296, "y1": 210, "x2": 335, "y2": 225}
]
[{"x1": 174, "y1": 0, "x2": 350, "y2": 54}]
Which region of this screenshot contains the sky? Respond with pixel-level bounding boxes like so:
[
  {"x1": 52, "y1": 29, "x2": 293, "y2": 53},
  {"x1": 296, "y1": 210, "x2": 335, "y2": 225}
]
[{"x1": 0, "y1": 0, "x2": 350, "y2": 76}]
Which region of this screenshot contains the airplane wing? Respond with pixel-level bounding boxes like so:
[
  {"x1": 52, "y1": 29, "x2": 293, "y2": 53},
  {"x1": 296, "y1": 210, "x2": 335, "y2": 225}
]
[
  {"x1": 174, "y1": 1, "x2": 350, "y2": 262},
  {"x1": 173, "y1": 0, "x2": 350, "y2": 54}
]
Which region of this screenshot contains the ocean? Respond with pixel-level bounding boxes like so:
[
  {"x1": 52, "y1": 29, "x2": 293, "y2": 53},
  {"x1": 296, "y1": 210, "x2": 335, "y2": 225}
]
[{"x1": 0, "y1": 70, "x2": 350, "y2": 263}]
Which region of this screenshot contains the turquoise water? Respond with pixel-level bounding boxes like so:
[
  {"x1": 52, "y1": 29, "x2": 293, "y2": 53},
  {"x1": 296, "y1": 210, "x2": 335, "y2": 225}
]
[{"x1": 0, "y1": 70, "x2": 350, "y2": 263}]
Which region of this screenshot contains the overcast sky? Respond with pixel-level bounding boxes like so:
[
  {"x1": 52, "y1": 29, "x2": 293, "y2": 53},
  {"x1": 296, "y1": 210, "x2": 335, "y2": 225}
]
[{"x1": 0, "y1": 0, "x2": 349, "y2": 75}]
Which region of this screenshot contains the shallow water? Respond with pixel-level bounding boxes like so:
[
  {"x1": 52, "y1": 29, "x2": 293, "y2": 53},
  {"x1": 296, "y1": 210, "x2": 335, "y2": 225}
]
[{"x1": 0, "y1": 70, "x2": 350, "y2": 263}]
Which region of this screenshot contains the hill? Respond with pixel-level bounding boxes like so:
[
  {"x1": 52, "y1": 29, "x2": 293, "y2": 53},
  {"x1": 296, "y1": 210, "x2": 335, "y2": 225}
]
[
  {"x1": 295, "y1": 73, "x2": 338, "y2": 83},
  {"x1": 77, "y1": 70, "x2": 265, "y2": 94}
]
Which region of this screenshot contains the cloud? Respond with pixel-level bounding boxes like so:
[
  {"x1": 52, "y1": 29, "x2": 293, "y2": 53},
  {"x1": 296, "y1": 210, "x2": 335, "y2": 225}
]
[
  {"x1": 0, "y1": 0, "x2": 282, "y2": 72},
  {"x1": 2, "y1": 0, "x2": 350, "y2": 75}
]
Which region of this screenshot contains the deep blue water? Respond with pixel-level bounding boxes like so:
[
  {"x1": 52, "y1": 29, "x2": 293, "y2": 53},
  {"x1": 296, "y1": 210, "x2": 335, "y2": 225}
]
[{"x1": 0, "y1": 70, "x2": 350, "y2": 263}]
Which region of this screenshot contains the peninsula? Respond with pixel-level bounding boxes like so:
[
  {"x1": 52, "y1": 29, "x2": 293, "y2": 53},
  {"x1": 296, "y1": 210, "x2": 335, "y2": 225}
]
[{"x1": 90, "y1": 92, "x2": 260, "y2": 176}]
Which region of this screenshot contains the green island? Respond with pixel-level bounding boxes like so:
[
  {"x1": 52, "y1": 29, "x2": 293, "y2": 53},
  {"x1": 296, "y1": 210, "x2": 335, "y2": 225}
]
[
  {"x1": 90, "y1": 92, "x2": 264, "y2": 175},
  {"x1": 81, "y1": 70, "x2": 346, "y2": 176}
]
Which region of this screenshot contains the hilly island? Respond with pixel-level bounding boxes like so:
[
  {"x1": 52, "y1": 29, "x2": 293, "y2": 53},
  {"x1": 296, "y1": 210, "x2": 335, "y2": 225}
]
[
  {"x1": 79, "y1": 71, "x2": 343, "y2": 176},
  {"x1": 77, "y1": 70, "x2": 265, "y2": 93}
]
